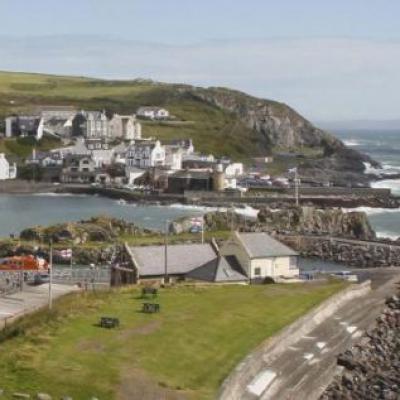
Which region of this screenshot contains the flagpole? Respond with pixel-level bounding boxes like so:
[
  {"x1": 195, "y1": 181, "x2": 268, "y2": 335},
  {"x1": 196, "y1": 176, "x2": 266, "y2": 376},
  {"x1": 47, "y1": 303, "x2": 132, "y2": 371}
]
[
  {"x1": 49, "y1": 240, "x2": 53, "y2": 311},
  {"x1": 201, "y1": 218, "x2": 204, "y2": 244},
  {"x1": 70, "y1": 247, "x2": 73, "y2": 282}
]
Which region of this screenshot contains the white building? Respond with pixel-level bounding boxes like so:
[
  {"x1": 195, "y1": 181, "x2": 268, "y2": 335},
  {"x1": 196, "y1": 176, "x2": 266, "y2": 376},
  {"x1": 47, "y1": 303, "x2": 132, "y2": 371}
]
[
  {"x1": 137, "y1": 107, "x2": 170, "y2": 120},
  {"x1": 220, "y1": 232, "x2": 299, "y2": 282},
  {"x1": 109, "y1": 114, "x2": 142, "y2": 140},
  {"x1": 164, "y1": 147, "x2": 183, "y2": 170},
  {"x1": 85, "y1": 111, "x2": 109, "y2": 139},
  {"x1": 5, "y1": 116, "x2": 43, "y2": 139},
  {"x1": 126, "y1": 140, "x2": 166, "y2": 169},
  {"x1": 224, "y1": 162, "x2": 244, "y2": 177},
  {"x1": 0, "y1": 153, "x2": 17, "y2": 180}
]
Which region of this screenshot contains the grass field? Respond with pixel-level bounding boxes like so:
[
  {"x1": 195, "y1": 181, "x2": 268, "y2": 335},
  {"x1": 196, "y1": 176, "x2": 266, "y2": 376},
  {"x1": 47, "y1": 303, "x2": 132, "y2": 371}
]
[{"x1": 0, "y1": 281, "x2": 346, "y2": 399}]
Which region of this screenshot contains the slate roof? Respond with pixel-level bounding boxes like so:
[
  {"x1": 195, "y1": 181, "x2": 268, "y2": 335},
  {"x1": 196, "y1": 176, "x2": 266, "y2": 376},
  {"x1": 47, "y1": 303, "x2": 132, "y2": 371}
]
[
  {"x1": 236, "y1": 232, "x2": 298, "y2": 258},
  {"x1": 128, "y1": 243, "x2": 217, "y2": 277},
  {"x1": 186, "y1": 255, "x2": 248, "y2": 282}
]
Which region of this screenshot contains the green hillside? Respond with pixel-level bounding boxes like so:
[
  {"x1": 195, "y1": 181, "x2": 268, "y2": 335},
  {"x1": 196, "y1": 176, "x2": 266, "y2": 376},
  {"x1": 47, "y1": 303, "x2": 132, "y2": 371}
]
[{"x1": 0, "y1": 71, "x2": 266, "y2": 161}]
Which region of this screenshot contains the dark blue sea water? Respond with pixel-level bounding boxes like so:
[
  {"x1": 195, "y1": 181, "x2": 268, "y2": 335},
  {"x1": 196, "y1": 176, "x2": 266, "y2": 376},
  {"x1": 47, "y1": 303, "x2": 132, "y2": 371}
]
[{"x1": 333, "y1": 129, "x2": 400, "y2": 239}]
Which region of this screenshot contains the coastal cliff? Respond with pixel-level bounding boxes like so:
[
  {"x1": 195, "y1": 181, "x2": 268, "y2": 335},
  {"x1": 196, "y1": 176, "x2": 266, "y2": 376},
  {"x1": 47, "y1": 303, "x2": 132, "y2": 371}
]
[{"x1": 188, "y1": 87, "x2": 378, "y2": 182}]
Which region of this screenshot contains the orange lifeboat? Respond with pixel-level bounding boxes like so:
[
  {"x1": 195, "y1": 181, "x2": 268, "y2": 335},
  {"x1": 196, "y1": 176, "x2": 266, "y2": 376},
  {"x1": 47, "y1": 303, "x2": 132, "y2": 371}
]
[{"x1": 0, "y1": 256, "x2": 48, "y2": 271}]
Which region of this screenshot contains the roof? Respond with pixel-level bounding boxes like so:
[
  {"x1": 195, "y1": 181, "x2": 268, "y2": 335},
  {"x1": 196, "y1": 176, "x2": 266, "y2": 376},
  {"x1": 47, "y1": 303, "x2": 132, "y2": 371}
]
[
  {"x1": 186, "y1": 255, "x2": 248, "y2": 282},
  {"x1": 128, "y1": 243, "x2": 217, "y2": 277},
  {"x1": 236, "y1": 232, "x2": 298, "y2": 258}
]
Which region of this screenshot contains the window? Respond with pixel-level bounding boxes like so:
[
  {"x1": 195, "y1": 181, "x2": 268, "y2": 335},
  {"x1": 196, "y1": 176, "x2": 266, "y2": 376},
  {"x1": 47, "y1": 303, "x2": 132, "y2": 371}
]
[
  {"x1": 254, "y1": 267, "x2": 261, "y2": 276},
  {"x1": 289, "y1": 257, "x2": 298, "y2": 270}
]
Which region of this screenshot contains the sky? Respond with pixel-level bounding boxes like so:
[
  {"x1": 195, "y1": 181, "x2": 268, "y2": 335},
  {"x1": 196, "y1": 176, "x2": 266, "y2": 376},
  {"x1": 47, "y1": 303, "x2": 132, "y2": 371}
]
[{"x1": 0, "y1": 0, "x2": 399, "y2": 122}]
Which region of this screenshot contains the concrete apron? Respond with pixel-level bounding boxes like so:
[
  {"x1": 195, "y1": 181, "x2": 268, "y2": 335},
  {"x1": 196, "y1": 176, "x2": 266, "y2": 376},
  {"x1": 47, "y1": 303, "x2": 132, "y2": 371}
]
[{"x1": 218, "y1": 277, "x2": 399, "y2": 400}]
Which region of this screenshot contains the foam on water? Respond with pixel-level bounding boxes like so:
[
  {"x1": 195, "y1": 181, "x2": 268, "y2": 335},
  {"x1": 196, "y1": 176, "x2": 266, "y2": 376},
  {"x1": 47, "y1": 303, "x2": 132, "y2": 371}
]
[{"x1": 371, "y1": 179, "x2": 400, "y2": 196}]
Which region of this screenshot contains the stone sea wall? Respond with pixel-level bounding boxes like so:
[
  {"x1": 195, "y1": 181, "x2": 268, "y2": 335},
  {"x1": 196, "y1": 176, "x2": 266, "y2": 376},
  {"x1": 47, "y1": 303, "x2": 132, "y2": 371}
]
[
  {"x1": 321, "y1": 293, "x2": 400, "y2": 400},
  {"x1": 278, "y1": 235, "x2": 400, "y2": 268}
]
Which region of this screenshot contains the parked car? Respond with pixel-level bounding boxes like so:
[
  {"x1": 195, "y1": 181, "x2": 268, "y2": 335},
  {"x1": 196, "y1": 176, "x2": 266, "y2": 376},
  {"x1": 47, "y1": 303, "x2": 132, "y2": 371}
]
[{"x1": 33, "y1": 273, "x2": 50, "y2": 285}]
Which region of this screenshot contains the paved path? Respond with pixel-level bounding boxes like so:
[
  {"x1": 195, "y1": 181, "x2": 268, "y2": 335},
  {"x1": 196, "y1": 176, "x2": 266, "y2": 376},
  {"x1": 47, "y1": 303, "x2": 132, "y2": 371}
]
[
  {"x1": 235, "y1": 268, "x2": 400, "y2": 400},
  {"x1": 0, "y1": 283, "x2": 79, "y2": 330}
]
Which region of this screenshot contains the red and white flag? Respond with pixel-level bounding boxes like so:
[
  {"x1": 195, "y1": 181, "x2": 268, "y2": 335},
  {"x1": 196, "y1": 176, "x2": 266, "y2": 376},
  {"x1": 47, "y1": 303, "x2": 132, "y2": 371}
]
[
  {"x1": 190, "y1": 217, "x2": 203, "y2": 227},
  {"x1": 59, "y1": 249, "x2": 72, "y2": 259}
]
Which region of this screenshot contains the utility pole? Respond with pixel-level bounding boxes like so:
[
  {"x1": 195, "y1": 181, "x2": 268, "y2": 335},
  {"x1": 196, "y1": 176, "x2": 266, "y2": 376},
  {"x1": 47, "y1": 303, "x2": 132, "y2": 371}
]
[
  {"x1": 294, "y1": 168, "x2": 300, "y2": 207},
  {"x1": 164, "y1": 219, "x2": 169, "y2": 284},
  {"x1": 230, "y1": 203, "x2": 234, "y2": 232},
  {"x1": 49, "y1": 240, "x2": 53, "y2": 310}
]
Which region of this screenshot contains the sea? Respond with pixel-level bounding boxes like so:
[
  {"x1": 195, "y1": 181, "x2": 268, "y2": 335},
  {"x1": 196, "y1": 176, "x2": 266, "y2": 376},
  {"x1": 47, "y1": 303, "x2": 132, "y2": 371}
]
[
  {"x1": 334, "y1": 129, "x2": 400, "y2": 239},
  {"x1": 0, "y1": 194, "x2": 207, "y2": 237},
  {"x1": 0, "y1": 129, "x2": 399, "y2": 239}
]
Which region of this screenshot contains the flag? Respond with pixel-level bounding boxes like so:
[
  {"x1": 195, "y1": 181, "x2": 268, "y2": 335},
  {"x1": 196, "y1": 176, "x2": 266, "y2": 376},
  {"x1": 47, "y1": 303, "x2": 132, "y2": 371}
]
[
  {"x1": 190, "y1": 217, "x2": 204, "y2": 233},
  {"x1": 59, "y1": 249, "x2": 72, "y2": 259}
]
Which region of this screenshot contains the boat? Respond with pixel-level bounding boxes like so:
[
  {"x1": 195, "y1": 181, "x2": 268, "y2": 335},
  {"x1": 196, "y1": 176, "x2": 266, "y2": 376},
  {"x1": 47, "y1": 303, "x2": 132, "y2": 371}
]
[
  {"x1": 117, "y1": 199, "x2": 127, "y2": 205},
  {"x1": 0, "y1": 256, "x2": 48, "y2": 271}
]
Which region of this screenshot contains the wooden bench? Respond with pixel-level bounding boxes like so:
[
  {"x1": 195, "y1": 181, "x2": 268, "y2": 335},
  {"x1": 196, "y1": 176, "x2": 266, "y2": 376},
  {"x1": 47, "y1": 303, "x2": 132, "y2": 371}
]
[
  {"x1": 142, "y1": 303, "x2": 160, "y2": 313},
  {"x1": 141, "y1": 287, "x2": 158, "y2": 298},
  {"x1": 99, "y1": 317, "x2": 120, "y2": 329}
]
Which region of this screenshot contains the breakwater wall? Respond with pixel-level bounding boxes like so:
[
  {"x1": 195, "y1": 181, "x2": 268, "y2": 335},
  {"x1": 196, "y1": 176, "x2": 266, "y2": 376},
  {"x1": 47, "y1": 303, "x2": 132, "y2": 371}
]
[
  {"x1": 219, "y1": 281, "x2": 371, "y2": 400},
  {"x1": 277, "y1": 235, "x2": 400, "y2": 267}
]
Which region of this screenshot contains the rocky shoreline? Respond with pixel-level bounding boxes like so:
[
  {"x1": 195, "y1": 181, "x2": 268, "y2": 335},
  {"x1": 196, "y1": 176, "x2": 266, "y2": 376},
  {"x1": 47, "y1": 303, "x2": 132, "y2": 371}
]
[{"x1": 321, "y1": 291, "x2": 400, "y2": 400}]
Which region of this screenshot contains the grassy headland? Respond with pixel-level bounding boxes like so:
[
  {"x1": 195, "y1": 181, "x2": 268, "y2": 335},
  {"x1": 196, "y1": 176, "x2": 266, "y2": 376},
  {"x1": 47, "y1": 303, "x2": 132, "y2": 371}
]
[
  {"x1": 0, "y1": 71, "x2": 265, "y2": 162},
  {"x1": 0, "y1": 281, "x2": 346, "y2": 399}
]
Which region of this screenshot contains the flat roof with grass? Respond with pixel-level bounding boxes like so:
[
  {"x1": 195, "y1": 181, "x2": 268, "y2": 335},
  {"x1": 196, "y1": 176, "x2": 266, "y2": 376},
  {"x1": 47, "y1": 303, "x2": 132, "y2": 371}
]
[{"x1": 0, "y1": 281, "x2": 346, "y2": 399}]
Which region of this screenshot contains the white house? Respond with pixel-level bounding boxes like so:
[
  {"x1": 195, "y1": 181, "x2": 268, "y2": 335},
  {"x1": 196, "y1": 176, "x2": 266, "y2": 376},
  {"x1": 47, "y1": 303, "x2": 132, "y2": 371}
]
[
  {"x1": 85, "y1": 111, "x2": 109, "y2": 139},
  {"x1": 5, "y1": 115, "x2": 43, "y2": 139},
  {"x1": 164, "y1": 146, "x2": 183, "y2": 170},
  {"x1": 109, "y1": 114, "x2": 142, "y2": 140},
  {"x1": 220, "y1": 232, "x2": 299, "y2": 282},
  {"x1": 126, "y1": 140, "x2": 165, "y2": 169},
  {"x1": 0, "y1": 153, "x2": 17, "y2": 180},
  {"x1": 225, "y1": 162, "x2": 244, "y2": 177},
  {"x1": 137, "y1": 107, "x2": 170, "y2": 120}
]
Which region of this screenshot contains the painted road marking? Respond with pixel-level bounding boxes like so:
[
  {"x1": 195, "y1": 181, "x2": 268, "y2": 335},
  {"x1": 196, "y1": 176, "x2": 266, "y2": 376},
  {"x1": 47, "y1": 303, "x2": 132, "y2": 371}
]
[
  {"x1": 339, "y1": 321, "x2": 349, "y2": 326},
  {"x1": 352, "y1": 330, "x2": 362, "y2": 338},
  {"x1": 309, "y1": 358, "x2": 320, "y2": 365},
  {"x1": 347, "y1": 326, "x2": 357, "y2": 334},
  {"x1": 288, "y1": 346, "x2": 300, "y2": 351},
  {"x1": 321, "y1": 348, "x2": 329, "y2": 355},
  {"x1": 333, "y1": 316, "x2": 341, "y2": 320},
  {"x1": 316, "y1": 342, "x2": 326, "y2": 350},
  {"x1": 247, "y1": 369, "x2": 277, "y2": 396},
  {"x1": 302, "y1": 336, "x2": 317, "y2": 340},
  {"x1": 303, "y1": 353, "x2": 314, "y2": 361}
]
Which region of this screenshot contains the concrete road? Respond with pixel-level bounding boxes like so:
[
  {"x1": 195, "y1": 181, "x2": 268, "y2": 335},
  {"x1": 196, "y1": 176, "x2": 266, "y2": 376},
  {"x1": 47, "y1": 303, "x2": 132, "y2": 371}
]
[
  {"x1": 0, "y1": 283, "x2": 79, "y2": 330},
  {"x1": 240, "y1": 268, "x2": 400, "y2": 400}
]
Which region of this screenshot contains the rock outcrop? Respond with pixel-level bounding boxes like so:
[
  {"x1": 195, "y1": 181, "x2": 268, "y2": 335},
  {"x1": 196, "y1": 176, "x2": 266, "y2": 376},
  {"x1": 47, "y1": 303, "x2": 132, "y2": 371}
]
[
  {"x1": 19, "y1": 216, "x2": 151, "y2": 244},
  {"x1": 171, "y1": 206, "x2": 375, "y2": 241},
  {"x1": 188, "y1": 86, "x2": 378, "y2": 182},
  {"x1": 258, "y1": 206, "x2": 375, "y2": 241},
  {"x1": 321, "y1": 294, "x2": 400, "y2": 400}
]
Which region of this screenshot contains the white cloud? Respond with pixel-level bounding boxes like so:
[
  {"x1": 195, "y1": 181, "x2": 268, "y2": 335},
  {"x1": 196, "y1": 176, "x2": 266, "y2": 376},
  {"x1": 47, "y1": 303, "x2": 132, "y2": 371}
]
[{"x1": 0, "y1": 36, "x2": 399, "y2": 120}]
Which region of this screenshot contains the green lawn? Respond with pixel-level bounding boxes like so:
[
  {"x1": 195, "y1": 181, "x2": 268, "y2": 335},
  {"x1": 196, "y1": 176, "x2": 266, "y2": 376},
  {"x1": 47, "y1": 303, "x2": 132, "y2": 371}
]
[{"x1": 0, "y1": 281, "x2": 346, "y2": 399}]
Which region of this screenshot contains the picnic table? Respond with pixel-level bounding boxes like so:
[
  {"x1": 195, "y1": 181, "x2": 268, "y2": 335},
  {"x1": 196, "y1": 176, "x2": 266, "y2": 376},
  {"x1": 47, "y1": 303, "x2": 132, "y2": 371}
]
[
  {"x1": 99, "y1": 316, "x2": 120, "y2": 329},
  {"x1": 141, "y1": 287, "x2": 158, "y2": 298},
  {"x1": 142, "y1": 303, "x2": 160, "y2": 313}
]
